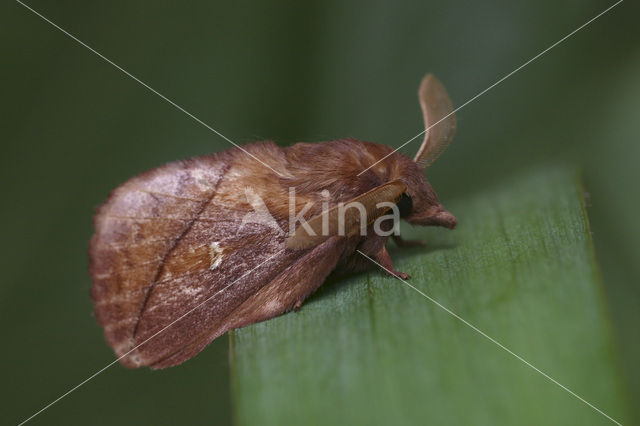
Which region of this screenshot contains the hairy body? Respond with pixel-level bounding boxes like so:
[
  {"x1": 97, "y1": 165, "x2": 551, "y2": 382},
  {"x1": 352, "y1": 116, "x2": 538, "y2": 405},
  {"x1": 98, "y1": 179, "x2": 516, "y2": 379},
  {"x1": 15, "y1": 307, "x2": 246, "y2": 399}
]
[{"x1": 89, "y1": 74, "x2": 457, "y2": 368}]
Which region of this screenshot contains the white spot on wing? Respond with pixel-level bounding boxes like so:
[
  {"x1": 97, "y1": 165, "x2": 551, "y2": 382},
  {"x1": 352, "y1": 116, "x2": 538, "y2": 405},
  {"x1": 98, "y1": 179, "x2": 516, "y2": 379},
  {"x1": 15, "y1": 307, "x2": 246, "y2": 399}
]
[
  {"x1": 209, "y1": 242, "x2": 225, "y2": 270},
  {"x1": 263, "y1": 299, "x2": 281, "y2": 314}
]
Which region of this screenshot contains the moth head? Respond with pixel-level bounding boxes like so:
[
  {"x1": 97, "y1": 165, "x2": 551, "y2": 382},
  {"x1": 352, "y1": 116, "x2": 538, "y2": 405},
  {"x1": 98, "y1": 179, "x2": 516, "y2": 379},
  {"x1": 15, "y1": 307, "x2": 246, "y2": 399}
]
[
  {"x1": 399, "y1": 170, "x2": 457, "y2": 230},
  {"x1": 399, "y1": 73, "x2": 457, "y2": 230}
]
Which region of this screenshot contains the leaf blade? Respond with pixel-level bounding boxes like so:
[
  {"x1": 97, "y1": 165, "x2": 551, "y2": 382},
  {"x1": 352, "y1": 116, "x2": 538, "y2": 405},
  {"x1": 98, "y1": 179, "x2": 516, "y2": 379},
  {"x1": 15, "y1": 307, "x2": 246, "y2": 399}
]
[{"x1": 231, "y1": 167, "x2": 631, "y2": 425}]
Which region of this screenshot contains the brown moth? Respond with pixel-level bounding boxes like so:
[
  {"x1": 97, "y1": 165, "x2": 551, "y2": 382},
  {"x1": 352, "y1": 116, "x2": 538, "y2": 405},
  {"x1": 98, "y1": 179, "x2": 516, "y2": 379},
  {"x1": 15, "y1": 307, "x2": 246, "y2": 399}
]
[{"x1": 89, "y1": 73, "x2": 457, "y2": 369}]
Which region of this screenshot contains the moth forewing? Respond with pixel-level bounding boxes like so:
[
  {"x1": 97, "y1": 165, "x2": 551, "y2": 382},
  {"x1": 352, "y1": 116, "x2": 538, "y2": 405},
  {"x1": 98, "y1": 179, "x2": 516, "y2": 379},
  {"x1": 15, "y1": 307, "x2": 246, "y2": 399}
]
[
  {"x1": 285, "y1": 181, "x2": 407, "y2": 250},
  {"x1": 413, "y1": 74, "x2": 457, "y2": 168}
]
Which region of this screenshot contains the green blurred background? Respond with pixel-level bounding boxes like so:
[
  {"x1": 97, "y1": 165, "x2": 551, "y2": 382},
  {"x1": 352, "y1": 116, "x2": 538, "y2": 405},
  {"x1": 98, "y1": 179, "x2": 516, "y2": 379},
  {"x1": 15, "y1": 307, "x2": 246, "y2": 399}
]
[{"x1": 2, "y1": 0, "x2": 638, "y2": 424}]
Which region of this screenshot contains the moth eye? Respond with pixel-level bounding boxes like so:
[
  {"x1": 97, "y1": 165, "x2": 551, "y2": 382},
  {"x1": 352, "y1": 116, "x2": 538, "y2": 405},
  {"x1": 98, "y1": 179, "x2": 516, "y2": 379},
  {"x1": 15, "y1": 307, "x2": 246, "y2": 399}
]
[{"x1": 396, "y1": 193, "x2": 413, "y2": 217}]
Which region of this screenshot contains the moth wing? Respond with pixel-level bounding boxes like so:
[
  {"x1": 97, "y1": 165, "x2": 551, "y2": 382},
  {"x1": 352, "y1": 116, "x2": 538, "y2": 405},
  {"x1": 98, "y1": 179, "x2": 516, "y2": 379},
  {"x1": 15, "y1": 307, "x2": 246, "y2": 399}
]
[
  {"x1": 152, "y1": 236, "x2": 347, "y2": 369},
  {"x1": 286, "y1": 180, "x2": 407, "y2": 250},
  {"x1": 413, "y1": 74, "x2": 456, "y2": 169},
  {"x1": 89, "y1": 145, "x2": 306, "y2": 368}
]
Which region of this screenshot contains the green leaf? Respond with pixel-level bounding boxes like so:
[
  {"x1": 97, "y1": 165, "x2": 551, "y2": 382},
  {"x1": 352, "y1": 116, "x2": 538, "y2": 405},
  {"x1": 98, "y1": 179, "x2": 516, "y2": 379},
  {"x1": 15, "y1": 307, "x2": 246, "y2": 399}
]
[{"x1": 230, "y1": 167, "x2": 631, "y2": 425}]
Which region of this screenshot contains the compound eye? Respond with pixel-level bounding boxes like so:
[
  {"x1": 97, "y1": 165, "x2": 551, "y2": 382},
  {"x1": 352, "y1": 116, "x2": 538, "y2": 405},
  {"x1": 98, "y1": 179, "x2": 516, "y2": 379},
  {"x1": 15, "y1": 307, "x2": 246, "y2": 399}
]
[{"x1": 396, "y1": 193, "x2": 413, "y2": 218}]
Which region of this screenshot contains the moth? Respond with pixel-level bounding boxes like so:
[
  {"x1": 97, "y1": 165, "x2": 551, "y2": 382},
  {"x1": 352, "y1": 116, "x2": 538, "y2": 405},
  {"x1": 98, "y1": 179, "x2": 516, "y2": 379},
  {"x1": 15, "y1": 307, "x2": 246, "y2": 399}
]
[{"x1": 89, "y1": 73, "x2": 457, "y2": 369}]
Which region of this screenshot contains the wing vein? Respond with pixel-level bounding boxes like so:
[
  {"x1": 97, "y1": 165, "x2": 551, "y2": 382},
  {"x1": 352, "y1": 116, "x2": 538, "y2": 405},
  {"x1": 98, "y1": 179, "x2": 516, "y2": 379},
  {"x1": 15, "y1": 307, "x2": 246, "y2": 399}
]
[{"x1": 131, "y1": 162, "x2": 231, "y2": 339}]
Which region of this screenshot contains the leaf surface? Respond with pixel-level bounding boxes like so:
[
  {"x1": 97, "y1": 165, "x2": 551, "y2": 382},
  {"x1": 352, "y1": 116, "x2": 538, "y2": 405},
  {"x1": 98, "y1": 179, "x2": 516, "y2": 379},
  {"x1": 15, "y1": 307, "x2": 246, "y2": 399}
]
[{"x1": 231, "y1": 167, "x2": 631, "y2": 426}]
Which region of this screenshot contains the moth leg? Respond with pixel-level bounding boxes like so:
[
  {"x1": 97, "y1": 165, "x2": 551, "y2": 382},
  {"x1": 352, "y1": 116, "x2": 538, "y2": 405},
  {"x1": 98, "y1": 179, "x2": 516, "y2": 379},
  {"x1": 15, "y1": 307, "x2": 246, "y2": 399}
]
[
  {"x1": 374, "y1": 245, "x2": 410, "y2": 280},
  {"x1": 392, "y1": 235, "x2": 426, "y2": 248}
]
